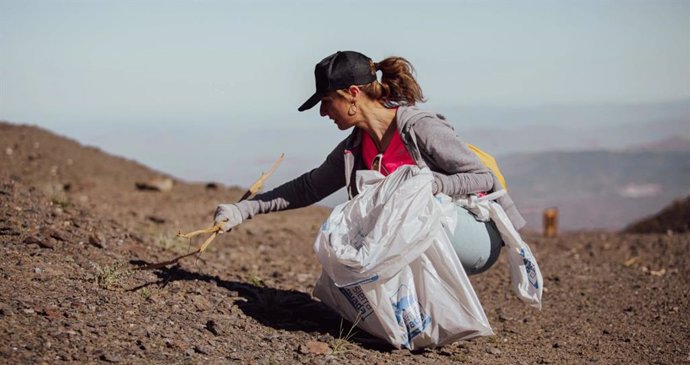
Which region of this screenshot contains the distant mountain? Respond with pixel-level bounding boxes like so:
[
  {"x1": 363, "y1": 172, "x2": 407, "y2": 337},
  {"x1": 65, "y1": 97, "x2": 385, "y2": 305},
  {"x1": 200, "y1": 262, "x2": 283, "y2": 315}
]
[
  {"x1": 436, "y1": 99, "x2": 690, "y2": 156},
  {"x1": 500, "y1": 149, "x2": 690, "y2": 231},
  {"x1": 439, "y1": 99, "x2": 690, "y2": 130},
  {"x1": 626, "y1": 136, "x2": 690, "y2": 153}
]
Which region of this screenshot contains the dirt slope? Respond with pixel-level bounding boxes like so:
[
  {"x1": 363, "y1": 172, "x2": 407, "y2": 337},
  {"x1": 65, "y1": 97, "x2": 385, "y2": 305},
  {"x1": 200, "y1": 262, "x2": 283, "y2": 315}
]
[
  {"x1": 1, "y1": 121, "x2": 688, "y2": 364},
  {"x1": 624, "y1": 195, "x2": 690, "y2": 234}
]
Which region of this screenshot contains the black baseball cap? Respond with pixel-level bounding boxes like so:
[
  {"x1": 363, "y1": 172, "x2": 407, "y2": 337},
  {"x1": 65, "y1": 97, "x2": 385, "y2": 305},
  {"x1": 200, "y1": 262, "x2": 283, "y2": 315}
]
[{"x1": 298, "y1": 51, "x2": 376, "y2": 112}]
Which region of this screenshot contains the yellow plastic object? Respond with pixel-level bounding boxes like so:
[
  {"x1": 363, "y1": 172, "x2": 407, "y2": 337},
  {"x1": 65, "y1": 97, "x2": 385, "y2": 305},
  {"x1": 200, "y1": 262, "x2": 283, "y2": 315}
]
[{"x1": 467, "y1": 144, "x2": 508, "y2": 191}]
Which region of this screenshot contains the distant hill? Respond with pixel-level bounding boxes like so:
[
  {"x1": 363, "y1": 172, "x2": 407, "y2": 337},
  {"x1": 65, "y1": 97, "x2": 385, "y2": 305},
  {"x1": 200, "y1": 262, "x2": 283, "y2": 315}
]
[
  {"x1": 626, "y1": 136, "x2": 690, "y2": 153},
  {"x1": 0, "y1": 121, "x2": 251, "y2": 237},
  {"x1": 623, "y1": 196, "x2": 690, "y2": 234},
  {"x1": 0, "y1": 122, "x2": 167, "y2": 186},
  {"x1": 446, "y1": 99, "x2": 690, "y2": 156},
  {"x1": 500, "y1": 149, "x2": 690, "y2": 231}
]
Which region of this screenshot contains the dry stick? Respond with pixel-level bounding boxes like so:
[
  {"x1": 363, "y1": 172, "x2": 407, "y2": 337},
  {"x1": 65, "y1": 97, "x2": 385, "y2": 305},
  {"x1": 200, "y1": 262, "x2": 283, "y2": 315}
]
[{"x1": 136, "y1": 154, "x2": 285, "y2": 271}]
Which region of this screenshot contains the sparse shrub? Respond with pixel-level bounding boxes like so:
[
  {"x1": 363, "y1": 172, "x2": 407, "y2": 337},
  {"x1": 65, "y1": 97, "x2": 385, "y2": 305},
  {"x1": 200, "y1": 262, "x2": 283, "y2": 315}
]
[
  {"x1": 50, "y1": 196, "x2": 71, "y2": 209},
  {"x1": 149, "y1": 230, "x2": 191, "y2": 254},
  {"x1": 248, "y1": 274, "x2": 265, "y2": 288},
  {"x1": 93, "y1": 261, "x2": 131, "y2": 289},
  {"x1": 331, "y1": 315, "x2": 360, "y2": 355}
]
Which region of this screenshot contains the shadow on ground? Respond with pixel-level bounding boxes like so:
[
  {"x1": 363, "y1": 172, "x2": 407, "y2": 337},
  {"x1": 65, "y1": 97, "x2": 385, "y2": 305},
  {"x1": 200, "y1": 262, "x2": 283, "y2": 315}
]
[{"x1": 128, "y1": 260, "x2": 393, "y2": 351}]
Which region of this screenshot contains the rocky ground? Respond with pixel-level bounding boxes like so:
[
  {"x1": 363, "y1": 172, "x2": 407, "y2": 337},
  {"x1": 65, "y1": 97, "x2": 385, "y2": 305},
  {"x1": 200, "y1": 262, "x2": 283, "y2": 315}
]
[{"x1": 1, "y1": 121, "x2": 688, "y2": 364}]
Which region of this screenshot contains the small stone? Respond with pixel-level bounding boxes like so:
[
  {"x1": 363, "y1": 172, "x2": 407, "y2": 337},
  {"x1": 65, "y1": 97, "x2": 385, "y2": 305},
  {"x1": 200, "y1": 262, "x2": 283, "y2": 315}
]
[
  {"x1": 298, "y1": 341, "x2": 332, "y2": 355},
  {"x1": 5, "y1": 147, "x2": 13, "y2": 156},
  {"x1": 146, "y1": 216, "x2": 166, "y2": 224},
  {"x1": 50, "y1": 230, "x2": 66, "y2": 241},
  {"x1": 296, "y1": 273, "x2": 311, "y2": 283},
  {"x1": 135, "y1": 178, "x2": 173, "y2": 192},
  {"x1": 624, "y1": 306, "x2": 635, "y2": 316},
  {"x1": 0, "y1": 305, "x2": 12, "y2": 317},
  {"x1": 0, "y1": 226, "x2": 19, "y2": 236},
  {"x1": 454, "y1": 340, "x2": 469, "y2": 348},
  {"x1": 206, "y1": 320, "x2": 220, "y2": 336},
  {"x1": 649, "y1": 268, "x2": 666, "y2": 277},
  {"x1": 192, "y1": 296, "x2": 211, "y2": 311},
  {"x1": 262, "y1": 334, "x2": 277, "y2": 342},
  {"x1": 136, "y1": 339, "x2": 146, "y2": 350},
  {"x1": 88, "y1": 234, "x2": 106, "y2": 249},
  {"x1": 438, "y1": 349, "x2": 453, "y2": 356},
  {"x1": 39, "y1": 307, "x2": 60, "y2": 318},
  {"x1": 193, "y1": 345, "x2": 209, "y2": 355},
  {"x1": 34, "y1": 268, "x2": 43, "y2": 274},
  {"x1": 205, "y1": 182, "x2": 218, "y2": 190},
  {"x1": 487, "y1": 346, "x2": 501, "y2": 355},
  {"x1": 24, "y1": 236, "x2": 54, "y2": 249},
  {"x1": 99, "y1": 352, "x2": 122, "y2": 363}
]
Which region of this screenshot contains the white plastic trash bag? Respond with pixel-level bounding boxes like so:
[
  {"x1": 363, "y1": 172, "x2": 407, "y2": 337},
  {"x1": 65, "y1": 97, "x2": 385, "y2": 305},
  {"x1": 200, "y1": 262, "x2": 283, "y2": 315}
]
[
  {"x1": 445, "y1": 191, "x2": 544, "y2": 309},
  {"x1": 313, "y1": 165, "x2": 493, "y2": 350}
]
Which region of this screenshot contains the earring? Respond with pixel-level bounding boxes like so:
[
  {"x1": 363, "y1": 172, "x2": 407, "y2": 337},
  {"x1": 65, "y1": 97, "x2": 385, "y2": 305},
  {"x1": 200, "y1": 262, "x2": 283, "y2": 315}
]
[{"x1": 348, "y1": 102, "x2": 358, "y2": 116}]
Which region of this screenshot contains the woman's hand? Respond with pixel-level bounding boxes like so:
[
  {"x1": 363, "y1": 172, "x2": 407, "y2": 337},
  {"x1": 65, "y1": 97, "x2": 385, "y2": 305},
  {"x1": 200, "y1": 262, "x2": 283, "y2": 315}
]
[{"x1": 213, "y1": 204, "x2": 243, "y2": 232}]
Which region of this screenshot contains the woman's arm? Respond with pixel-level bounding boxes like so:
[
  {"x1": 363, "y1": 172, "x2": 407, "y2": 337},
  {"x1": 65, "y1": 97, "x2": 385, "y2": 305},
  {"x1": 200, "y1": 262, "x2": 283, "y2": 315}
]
[
  {"x1": 411, "y1": 115, "x2": 495, "y2": 196},
  {"x1": 232, "y1": 138, "x2": 348, "y2": 220},
  {"x1": 406, "y1": 113, "x2": 526, "y2": 229}
]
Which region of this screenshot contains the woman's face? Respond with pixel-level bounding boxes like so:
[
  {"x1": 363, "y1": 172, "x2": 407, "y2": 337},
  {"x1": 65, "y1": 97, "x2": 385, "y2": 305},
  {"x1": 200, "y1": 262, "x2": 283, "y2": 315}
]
[{"x1": 319, "y1": 92, "x2": 356, "y2": 131}]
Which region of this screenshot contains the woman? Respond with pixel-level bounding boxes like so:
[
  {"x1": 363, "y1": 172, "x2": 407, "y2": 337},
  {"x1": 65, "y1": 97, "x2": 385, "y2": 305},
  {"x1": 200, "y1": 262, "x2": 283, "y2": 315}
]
[{"x1": 214, "y1": 50, "x2": 525, "y2": 275}]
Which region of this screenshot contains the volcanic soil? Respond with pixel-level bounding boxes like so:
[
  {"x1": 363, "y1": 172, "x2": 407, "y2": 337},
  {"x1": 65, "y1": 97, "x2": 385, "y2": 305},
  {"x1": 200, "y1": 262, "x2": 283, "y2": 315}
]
[{"x1": 0, "y1": 121, "x2": 688, "y2": 364}]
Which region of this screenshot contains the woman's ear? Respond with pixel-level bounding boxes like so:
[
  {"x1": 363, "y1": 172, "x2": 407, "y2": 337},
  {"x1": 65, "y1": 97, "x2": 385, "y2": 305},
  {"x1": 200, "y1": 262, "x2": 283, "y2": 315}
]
[{"x1": 347, "y1": 85, "x2": 361, "y2": 100}]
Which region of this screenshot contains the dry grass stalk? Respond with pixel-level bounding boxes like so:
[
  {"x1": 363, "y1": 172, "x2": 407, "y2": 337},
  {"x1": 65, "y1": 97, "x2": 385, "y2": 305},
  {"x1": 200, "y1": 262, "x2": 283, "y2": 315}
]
[{"x1": 136, "y1": 154, "x2": 284, "y2": 271}]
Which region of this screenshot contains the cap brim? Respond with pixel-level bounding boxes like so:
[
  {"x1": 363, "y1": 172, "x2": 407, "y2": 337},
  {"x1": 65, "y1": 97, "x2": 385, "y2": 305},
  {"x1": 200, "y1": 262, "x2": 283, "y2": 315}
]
[{"x1": 298, "y1": 92, "x2": 322, "y2": 112}]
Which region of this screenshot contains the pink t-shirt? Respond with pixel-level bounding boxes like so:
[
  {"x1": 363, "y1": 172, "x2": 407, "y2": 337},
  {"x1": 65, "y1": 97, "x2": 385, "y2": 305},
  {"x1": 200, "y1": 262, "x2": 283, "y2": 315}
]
[{"x1": 361, "y1": 129, "x2": 416, "y2": 176}]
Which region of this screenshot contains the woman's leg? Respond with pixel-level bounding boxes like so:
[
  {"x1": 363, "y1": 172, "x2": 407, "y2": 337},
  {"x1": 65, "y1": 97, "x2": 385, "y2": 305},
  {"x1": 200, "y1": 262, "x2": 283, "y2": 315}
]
[{"x1": 447, "y1": 206, "x2": 503, "y2": 275}]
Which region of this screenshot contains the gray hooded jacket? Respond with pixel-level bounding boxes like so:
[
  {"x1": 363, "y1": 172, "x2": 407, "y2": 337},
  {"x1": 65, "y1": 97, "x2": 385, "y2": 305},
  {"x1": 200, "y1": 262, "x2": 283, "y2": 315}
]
[{"x1": 235, "y1": 106, "x2": 526, "y2": 230}]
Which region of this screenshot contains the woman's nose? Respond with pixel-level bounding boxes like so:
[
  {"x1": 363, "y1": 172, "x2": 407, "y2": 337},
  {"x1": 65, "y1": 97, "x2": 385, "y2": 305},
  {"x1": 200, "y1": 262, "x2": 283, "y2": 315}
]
[{"x1": 319, "y1": 103, "x2": 327, "y2": 117}]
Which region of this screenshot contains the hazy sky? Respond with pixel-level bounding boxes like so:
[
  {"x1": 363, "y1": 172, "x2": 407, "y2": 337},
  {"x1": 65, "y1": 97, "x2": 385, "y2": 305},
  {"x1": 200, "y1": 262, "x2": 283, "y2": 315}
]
[
  {"x1": 1, "y1": 0, "x2": 688, "y2": 126},
  {"x1": 1, "y1": 0, "x2": 689, "y2": 198}
]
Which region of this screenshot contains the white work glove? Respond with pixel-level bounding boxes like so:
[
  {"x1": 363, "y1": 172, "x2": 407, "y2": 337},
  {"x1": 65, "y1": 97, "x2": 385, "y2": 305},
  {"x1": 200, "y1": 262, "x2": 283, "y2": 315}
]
[{"x1": 213, "y1": 204, "x2": 243, "y2": 232}]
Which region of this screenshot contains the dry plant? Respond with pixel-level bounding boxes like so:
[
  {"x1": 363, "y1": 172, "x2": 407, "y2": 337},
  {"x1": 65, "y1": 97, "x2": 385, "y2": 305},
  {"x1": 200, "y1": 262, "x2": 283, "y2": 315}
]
[
  {"x1": 247, "y1": 274, "x2": 266, "y2": 288},
  {"x1": 139, "y1": 287, "x2": 151, "y2": 299},
  {"x1": 136, "y1": 154, "x2": 284, "y2": 271},
  {"x1": 331, "y1": 314, "x2": 361, "y2": 355},
  {"x1": 149, "y1": 230, "x2": 189, "y2": 253},
  {"x1": 93, "y1": 261, "x2": 132, "y2": 289}
]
